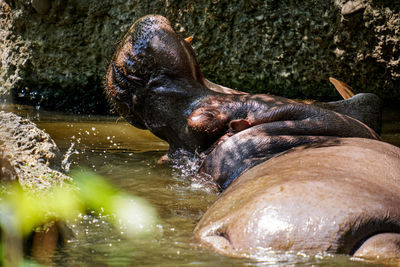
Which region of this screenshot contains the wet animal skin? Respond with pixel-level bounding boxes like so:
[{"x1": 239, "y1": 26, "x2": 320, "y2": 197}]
[
  {"x1": 105, "y1": 15, "x2": 400, "y2": 261},
  {"x1": 105, "y1": 15, "x2": 379, "y2": 157},
  {"x1": 194, "y1": 138, "x2": 400, "y2": 259}
]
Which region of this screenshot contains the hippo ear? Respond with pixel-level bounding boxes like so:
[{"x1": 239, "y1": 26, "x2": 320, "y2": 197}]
[
  {"x1": 329, "y1": 77, "x2": 355, "y2": 100},
  {"x1": 229, "y1": 119, "x2": 251, "y2": 132},
  {"x1": 184, "y1": 36, "x2": 193, "y2": 43}
]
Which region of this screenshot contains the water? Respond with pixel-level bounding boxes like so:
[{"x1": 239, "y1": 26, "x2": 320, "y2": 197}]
[
  {"x1": 381, "y1": 107, "x2": 400, "y2": 147},
  {"x1": 5, "y1": 104, "x2": 400, "y2": 266}
]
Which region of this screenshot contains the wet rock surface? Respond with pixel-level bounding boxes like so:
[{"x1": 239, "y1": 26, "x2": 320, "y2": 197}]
[
  {"x1": 0, "y1": 111, "x2": 70, "y2": 189},
  {"x1": 0, "y1": 0, "x2": 399, "y2": 112}
]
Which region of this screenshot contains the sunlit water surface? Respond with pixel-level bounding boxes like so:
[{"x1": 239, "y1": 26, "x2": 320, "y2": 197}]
[{"x1": 4, "y1": 105, "x2": 400, "y2": 266}]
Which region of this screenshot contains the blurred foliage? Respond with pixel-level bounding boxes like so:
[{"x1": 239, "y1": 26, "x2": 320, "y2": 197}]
[{"x1": 0, "y1": 169, "x2": 160, "y2": 266}]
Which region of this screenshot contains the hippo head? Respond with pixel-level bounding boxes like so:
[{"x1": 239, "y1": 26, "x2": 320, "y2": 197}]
[
  {"x1": 106, "y1": 15, "x2": 380, "y2": 163},
  {"x1": 105, "y1": 15, "x2": 217, "y2": 153}
]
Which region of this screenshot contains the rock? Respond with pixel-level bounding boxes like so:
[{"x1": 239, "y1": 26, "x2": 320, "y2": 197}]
[
  {"x1": 0, "y1": 111, "x2": 70, "y2": 189},
  {"x1": 341, "y1": 1, "x2": 365, "y2": 16},
  {"x1": 0, "y1": 1, "x2": 399, "y2": 113},
  {"x1": 0, "y1": 141, "x2": 17, "y2": 182},
  {"x1": 0, "y1": 111, "x2": 73, "y2": 264}
]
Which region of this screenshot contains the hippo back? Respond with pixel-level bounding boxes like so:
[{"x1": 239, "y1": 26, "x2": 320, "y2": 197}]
[{"x1": 194, "y1": 138, "x2": 400, "y2": 258}]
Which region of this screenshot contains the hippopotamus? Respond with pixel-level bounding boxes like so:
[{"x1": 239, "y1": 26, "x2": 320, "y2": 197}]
[
  {"x1": 195, "y1": 138, "x2": 400, "y2": 259},
  {"x1": 105, "y1": 15, "x2": 400, "y2": 261}
]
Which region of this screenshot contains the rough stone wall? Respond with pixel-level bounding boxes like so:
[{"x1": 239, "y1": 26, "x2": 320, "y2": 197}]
[
  {"x1": 179, "y1": 0, "x2": 400, "y2": 100},
  {"x1": 0, "y1": 111, "x2": 70, "y2": 189},
  {"x1": 0, "y1": 0, "x2": 399, "y2": 113}
]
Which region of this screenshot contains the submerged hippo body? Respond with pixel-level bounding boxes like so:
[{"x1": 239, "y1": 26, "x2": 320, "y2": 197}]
[
  {"x1": 105, "y1": 15, "x2": 400, "y2": 261},
  {"x1": 195, "y1": 138, "x2": 400, "y2": 259}
]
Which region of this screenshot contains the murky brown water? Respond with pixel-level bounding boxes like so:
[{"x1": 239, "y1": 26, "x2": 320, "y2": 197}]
[{"x1": 4, "y1": 104, "x2": 400, "y2": 266}]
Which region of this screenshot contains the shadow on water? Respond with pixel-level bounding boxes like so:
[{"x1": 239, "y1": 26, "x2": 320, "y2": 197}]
[
  {"x1": 3, "y1": 104, "x2": 399, "y2": 266},
  {"x1": 381, "y1": 108, "x2": 400, "y2": 147}
]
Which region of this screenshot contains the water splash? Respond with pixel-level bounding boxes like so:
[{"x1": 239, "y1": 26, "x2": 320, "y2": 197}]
[
  {"x1": 170, "y1": 149, "x2": 202, "y2": 179},
  {"x1": 169, "y1": 149, "x2": 217, "y2": 193},
  {"x1": 61, "y1": 142, "x2": 79, "y2": 172}
]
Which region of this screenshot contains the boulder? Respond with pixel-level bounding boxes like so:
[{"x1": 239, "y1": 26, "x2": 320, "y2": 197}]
[{"x1": 0, "y1": 111, "x2": 70, "y2": 189}]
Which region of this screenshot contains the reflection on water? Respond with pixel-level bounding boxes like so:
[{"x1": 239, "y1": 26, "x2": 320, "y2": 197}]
[{"x1": 3, "y1": 104, "x2": 399, "y2": 266}]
